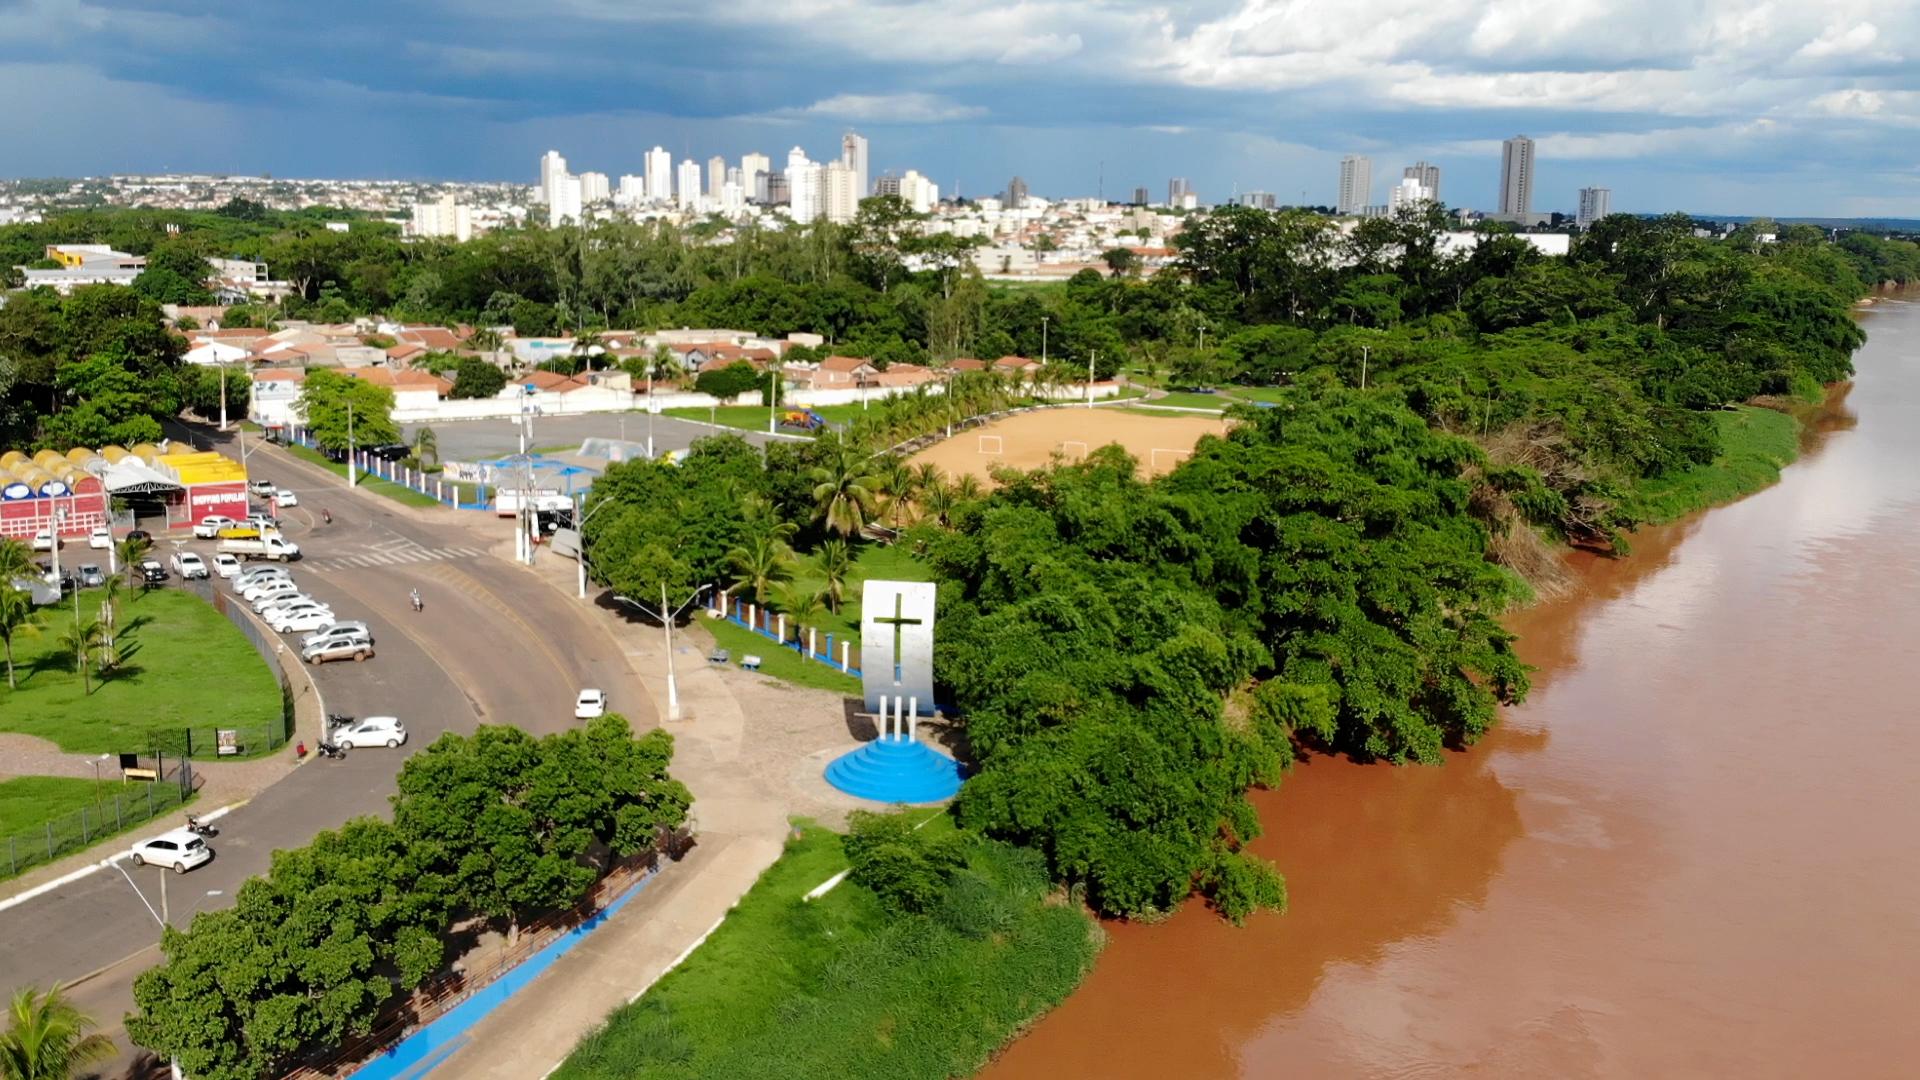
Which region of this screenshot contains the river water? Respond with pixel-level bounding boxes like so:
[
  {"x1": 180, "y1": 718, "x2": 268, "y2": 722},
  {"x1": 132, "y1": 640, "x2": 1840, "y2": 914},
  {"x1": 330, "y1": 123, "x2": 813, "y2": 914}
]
[{"x1": 985, "y1": 296, "x2": 1920, "y2": 1079}]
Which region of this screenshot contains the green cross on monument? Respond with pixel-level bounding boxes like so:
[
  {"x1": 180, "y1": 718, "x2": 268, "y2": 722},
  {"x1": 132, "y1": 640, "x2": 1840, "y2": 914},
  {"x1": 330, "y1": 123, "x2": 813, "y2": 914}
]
[{"x1": 874, "y1": 591, "x2": 923, "y2": 685}]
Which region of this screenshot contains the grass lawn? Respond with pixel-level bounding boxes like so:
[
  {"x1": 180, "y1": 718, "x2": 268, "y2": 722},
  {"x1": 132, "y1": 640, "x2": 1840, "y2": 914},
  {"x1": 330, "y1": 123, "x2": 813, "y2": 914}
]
[
  {"x1": 556, "y1": 818, "x2": 1101, "y2": 1080},
  {"x1": 701, "y1": 615, "x2": 860, "y2": 696},
  {"x1": 1146, "y1": 391, "x2": 1233, "y2": 411},
  {"x1": 1622, "y1": 406, "x2": 1801, "y2": 524},
  {"x1": 0, "y1": 586, "x2": 284, "y2": 756},
  {"x1": 283, "y1": 444, "x2": 480, "y2": 508},
  {"x1": 783, "y1": 540, "x2": 935, "y2": 651},
  {"x1": 0, "y1": 776, "x2": 194, "y2": 881},
  {"x1": 663, "y1": 403, "x2": 868, "y2": 434}
]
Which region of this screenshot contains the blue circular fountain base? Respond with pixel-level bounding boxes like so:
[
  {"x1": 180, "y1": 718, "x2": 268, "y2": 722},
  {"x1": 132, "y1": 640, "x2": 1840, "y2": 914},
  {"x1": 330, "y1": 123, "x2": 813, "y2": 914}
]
[{"x1": 825, "y1": 736, "x2": 964, "y2": 803}]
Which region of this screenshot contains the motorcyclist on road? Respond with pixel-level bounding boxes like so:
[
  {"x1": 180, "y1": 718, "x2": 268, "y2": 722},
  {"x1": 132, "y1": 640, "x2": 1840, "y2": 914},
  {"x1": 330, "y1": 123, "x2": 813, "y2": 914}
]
[
  {"x1": 322, "y1": 508, "x2": 332, "y2": 524},
  {"x1": 410, "y1": 588, "x2": 423, "y2": 612}
]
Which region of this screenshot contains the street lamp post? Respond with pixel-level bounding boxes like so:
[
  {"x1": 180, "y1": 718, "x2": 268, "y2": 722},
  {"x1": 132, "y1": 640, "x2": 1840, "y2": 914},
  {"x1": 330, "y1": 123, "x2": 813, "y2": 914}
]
[
  {"x1": 1360, "y1": 345, "x2": 1370, "y2": 391},
  {"x1": 646, "y1": 358, "x2": 657, "y2": 461},
  {"x1": 218, "y1": 362, "x2": 229, "y2": 433},
  {"x1": 1086, "y1": 350, "x2": 1096, "y2": 408},
  {"x1": 346, "y1": 401, "x2": 357, "y2": 489},
  {"x1": 1041, "y1": 316, "x2": 1049, "y2": 367},
  {"x1": 50, "y1": 507, "x2": 65, "y2": 590}
]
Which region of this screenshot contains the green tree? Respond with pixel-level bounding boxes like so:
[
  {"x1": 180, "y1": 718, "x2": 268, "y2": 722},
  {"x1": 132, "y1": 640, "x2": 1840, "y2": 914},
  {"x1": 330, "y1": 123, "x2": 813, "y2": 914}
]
[
  {"x1": 809, "y1": 442, "x2": 880, "y2": 537},
  {"x1": 56, "y1": 618, "x2": 103, "y2": 694},
  {"x1": 0, "y1": 987, "x2": 116, "y2": 1080},
  {"x1": 726, "y1": 525, "x2": 796, "y2": 606},
  {"x1": 449, "y1": 356, "x2": 507, "y2": 399},
  {"x1": 0, "y1": 589, "x2": 37, "y2": 691},
  {"x1": 813, "y1": 538, "x2": 854, "y2": 613},
  {"x1": 297, "y1": 368, "x2": 397, "y2": 451},
  {"x1": 1100, "y1": 247, "x2": 1140, "y2": 278},
  {"x1": 693, "y1": 361, "x2": 759, "y2": 401},
  {"x1": 412, "y1": 425, "x2": 439, "y2": 466}
]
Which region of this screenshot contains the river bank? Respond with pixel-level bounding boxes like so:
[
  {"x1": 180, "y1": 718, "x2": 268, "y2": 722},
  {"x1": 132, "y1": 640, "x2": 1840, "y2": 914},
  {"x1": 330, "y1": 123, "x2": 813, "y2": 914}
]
[{"x1": 981, "y1": 295, "x2": 1920, "y2": 1077}]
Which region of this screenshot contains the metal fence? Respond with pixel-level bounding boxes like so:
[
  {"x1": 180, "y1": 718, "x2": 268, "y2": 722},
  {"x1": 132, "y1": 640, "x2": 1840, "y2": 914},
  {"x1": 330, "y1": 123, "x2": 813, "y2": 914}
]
[
  {"x1": 2, "y1": 777, "x2": 192, "y2": 880},
  {"x1": 286, "y1": 426, "x2": 494, "y2": 510},
  {"x1": 176, "y1": 579, "x2": 294, "y2": 759},
  {"x1": 721, "y1": 598, "x2": 864, "y2": 679}
]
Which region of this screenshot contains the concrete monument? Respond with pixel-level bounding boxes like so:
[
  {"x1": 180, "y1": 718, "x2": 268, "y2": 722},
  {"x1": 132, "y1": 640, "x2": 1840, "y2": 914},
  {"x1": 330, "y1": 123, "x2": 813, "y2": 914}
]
[{"x1": 860, "y1": 579, "x2": 935, "y2": 714}]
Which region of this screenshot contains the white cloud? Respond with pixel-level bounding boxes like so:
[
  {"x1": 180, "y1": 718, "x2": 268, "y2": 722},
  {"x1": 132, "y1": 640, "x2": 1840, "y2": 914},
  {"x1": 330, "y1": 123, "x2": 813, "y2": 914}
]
[
  {"x1": 1794, "y1": 20, "x2": 1880, "y2": 61},
  {"x1": 999, "y1": 32, "x2": 1083, "y2": 64},
  {"x1": 795, "y1": 92, "x2": 987, "y2": 123}
]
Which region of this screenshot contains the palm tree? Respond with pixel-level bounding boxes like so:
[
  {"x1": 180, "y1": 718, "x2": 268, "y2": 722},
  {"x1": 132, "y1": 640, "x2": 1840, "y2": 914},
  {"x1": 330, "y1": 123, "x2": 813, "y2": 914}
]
[
  {"x1": 875, "y1": 456, "x2": 917, "y2": 526},
  {"x1": 57, "y1": 619, "x2": 104, "y2": 695},
  {"x1": 809, "y1": 445, "x2": 880, "y2": 538},
  {"x1": 117, "y1": 537, "x2": 151, "y2": 585},
  {"x1": 0, "y1": 538, "x2": 30, "y2": 584},
  {"x1": 571, "y1": 330, "x2": 604, "y2": 374},
  {"x1": 96, "y1": 576, "x2": 123, "y2": 652},
  {"x1": 413, "y1": 425, "x2": 439, "y2": 466},
  {"x1": 921, "y1": 482, "x2": 957, "y2": 528},
  {"x1": 952, "y1": 474, "x2": 984, "y2": 502},
  {"x1": 911, "y1": 462, "x2": 945, "y2": 496},
  {"x1": 0, "y1": 987, "x2": 115, "y2": 1080},
  {"x1": 0, "y1": 590, "x2": 36, "y2": 691},
  {"x1": 469, "y1": 327, "x2": 507, "y2": 372},
  {"x1": 814, "y1": 539, "x2": 854, "y2": 613},
  {"x1": 770, "y1": 582, "x2": 828, "y2": 629},
  {"x1": 726, "y1": 528, "x2": 795, "y2": 607}
]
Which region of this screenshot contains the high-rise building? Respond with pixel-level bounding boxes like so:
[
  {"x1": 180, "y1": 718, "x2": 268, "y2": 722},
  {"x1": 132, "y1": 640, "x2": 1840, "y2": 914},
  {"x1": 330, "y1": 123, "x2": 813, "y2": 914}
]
[
  {"x1": 1132, "y1": 186, "x2": 1151, "y2": 206},
  {"x1": 1337, "y1": 155, "x2": 1372, "y2": 215},
  {"x1": 840, "y1": 132, "x2": 869, "y2": 198},
  {"x1": 1168, "y1": 177, "x2": 1192, "y2": 206},
  {"x1": 645, "y1": 146, "x2": 672, "y2": 203},
  {"x1": 823, "y1": 162, "x2": 860, "y2": 224},
  {"x1": 617, "y1": 174, "x2": 645, "y2": 203},
  {"x1": 579, "y1": 171, "x2": 610, "y2": 204},
  {"x1": 1577, "y1": 186, "x2": 1612, "y2": 230},
  {"x1": 547, "y1": 175, "x2": 583, "y2": 228},
  {"x1": 720, "y1": 181, "x2": 746, "y2": 214},
  {"x1": 741, "y1": 152, "x2": 770, "y2": 202},
  {"x1": 707, "y1": 156, "x2": 727, "y2": 200},
  {"x1": 765, "y1": 172, "x2": 790, "y2": 206},
  {"x1": 1235, "y1": 191, "x2": 1276, "y2": 210},
  {"x1": 1500, "y1": 136, "x2": 1535, "y2": 221},
  {"x1": 1389, "y1": 175, "x2": 1435, "y2": 213},
  {"x1": 878, "y1": 170, "x2": 939, "y2": 213},
  {"x1": 539, "y1": 150, "x2": 567, "y2": 205},
  {"x1": 410, "y1": 194, "x2": 472, "y2": 242},
  {"x1": 786, "y1": 147, "x2": 821, "y2": 222},
  {"x1": 678, "y1": 158, "x2": 702, "y2": 208},
  {"x1": 1007, "y1": 176, "x2": 1028, "y2": 209},
  {"x1": 1403, "y1": 161, "x2": 1441, "y2": 203}
]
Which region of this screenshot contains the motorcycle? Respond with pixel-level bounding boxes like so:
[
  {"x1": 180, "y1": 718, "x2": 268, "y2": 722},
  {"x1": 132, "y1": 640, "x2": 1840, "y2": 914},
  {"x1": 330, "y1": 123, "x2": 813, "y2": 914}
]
[
  {"x1": 322, "y1": 508, "x2": 333, "y2": 525},
  {"x1": 316, "y1": 740, "x2": 348, "y2": 760},
  {"x1": 325, "y1": 712, "x2": 355, "y2": 731},
  {"x1": 410, "y1": 589, "x2": 423, "y2": 613},
  {"x1": 184, "y1": 814, "x2": 218, "y2": 838}
]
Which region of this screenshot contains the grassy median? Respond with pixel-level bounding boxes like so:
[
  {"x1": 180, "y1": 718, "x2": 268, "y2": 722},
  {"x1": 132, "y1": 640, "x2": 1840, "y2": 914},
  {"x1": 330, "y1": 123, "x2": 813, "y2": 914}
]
[
  {"x1": 556, "y1": 818, "x2": 1102, "y2": 1080},
  {"x1": 0, "y1": 586, "x2": 283, "y2": 755},
  {"x1": 282, "y1": 443, "x2": 465, "y2": 508}
]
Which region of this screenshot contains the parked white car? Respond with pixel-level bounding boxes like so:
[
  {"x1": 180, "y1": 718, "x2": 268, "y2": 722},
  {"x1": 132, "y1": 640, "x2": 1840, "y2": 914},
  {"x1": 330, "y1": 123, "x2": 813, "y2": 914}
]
[
  {"x1": 212, "y1": 553, "x2": 242, "y2": 579},
  {"x1": 575, "y1": 688, "x2": 607, "y2": 719},
  {"x1": 129, "y1": 829, "x2": 212, "y2": 874},
  {"x1": 170, "y1": 552, "x2": 210, "y2": 580},
  {"x1": 257, "y1": 593, "x2": 322, "y2": 617},
  {"x1": 192, "y1": 515, "x2": 240, "y2": 539},
  {"x1": 333, "y1": 716, "x2": 406, "y2": 749},
  {"x1": 269, "y1": 606, "x2": 337, "y2": 633},
  {"x1": 303, "y1": 621, "x2": 372, "y2": 649},
  {"x1": 248, "y1": 478, "x2": 276, "y2": 496},
  {"x1": 242, "y1": 577, "x2": 299, "y2": 603},
  {"x1": 248, "y1": 586, "x2": 304, "y2": 612},
  {"x1": 88, "y1": 526, "x2": 112, "y2": 549},
  {"x1": 274, "y1": 489, "x2": 299, "y2": 508},
  {"x1": 234, "y1": 565, "x2": 289, "y2": 587},
  {"x1": 30, "y1": 529, "x2": 55, "y2": 552}
]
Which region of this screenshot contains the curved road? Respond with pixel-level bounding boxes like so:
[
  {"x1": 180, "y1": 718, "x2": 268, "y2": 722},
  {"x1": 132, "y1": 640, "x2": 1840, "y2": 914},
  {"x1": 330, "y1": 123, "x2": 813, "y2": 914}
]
[{"x1": 0, "y1": 425, "x2": 651, "y2": 1058}]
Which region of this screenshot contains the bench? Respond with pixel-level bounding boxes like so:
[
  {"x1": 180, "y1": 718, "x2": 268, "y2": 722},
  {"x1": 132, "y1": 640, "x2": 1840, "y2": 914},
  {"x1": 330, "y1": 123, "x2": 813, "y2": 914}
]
[
  {"x1": 119, "y1": 752, "x2": 157, "y2": 782},
  {"x1": 708, "y1": 648, "x2": 730, "y2": 665},
  {"x1": 740, "y1": 654, "x2": 762, "y2": 672}
]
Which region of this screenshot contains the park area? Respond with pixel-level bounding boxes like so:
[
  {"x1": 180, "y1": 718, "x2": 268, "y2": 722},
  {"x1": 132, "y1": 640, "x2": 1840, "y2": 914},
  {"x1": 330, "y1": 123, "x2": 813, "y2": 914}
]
[
  {"x1": 0, "y1": 586, "x2": 284, "y2": 756},
  {"x1": 910, "y1": 406, "x2": 1233, "y2": 483},
  {"x1": 664, "y1": 403, "x2": 866, "y2": 434}
]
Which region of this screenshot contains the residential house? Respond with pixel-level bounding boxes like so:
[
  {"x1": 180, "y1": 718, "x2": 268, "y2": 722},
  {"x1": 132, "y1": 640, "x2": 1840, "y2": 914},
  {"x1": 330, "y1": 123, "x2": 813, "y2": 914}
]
[{"x1": 248, "y1": 370, "x2": 306, "y2": 430}]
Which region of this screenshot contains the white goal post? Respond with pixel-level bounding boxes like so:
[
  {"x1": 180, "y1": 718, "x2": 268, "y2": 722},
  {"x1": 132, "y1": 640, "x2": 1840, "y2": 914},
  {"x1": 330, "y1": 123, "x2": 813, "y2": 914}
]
[
  {"x1": 978, "y1": 435, "x2": 1004, "y2": 455},
  {"x1": 1059, "y1": 440, "x2": 1088, "y2": 459},
  {"x1": 1149, "y1": 448, "x2": 1191, "y2": 471}
]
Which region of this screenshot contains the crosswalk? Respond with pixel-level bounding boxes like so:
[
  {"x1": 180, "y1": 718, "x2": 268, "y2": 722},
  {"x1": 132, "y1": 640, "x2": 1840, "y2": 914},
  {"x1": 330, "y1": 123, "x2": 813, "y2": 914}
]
[{"x1": 305, "y1": 544, "x2": 486, "y2": 574}]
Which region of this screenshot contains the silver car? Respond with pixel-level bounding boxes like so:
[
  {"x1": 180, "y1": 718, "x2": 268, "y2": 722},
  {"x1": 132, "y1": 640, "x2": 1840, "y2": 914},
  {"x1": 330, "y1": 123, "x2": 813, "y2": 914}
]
[
  {"x1": 303, "y1": 636, "x2": 373, "y2": 665},
  {"x1": 302, "y1": 621, "x2": 373, "y2": 649}
]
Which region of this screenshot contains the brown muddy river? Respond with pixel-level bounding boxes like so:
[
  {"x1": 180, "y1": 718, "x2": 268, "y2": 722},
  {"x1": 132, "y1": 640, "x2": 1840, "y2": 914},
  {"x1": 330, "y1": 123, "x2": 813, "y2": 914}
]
[{"x1": 985, "y1": 296, "x2": 1920, "y2": 1079}]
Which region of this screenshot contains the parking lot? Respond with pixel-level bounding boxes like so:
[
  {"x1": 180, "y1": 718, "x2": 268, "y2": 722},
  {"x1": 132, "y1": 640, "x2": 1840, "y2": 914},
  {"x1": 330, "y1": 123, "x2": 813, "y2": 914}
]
[{"x1": 403, "y1": 410, "x2": 786, "y2": 468}]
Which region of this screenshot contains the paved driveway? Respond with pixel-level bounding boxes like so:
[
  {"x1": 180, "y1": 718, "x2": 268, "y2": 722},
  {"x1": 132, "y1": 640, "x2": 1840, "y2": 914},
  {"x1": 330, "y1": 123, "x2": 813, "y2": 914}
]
[{"x1": 0, "y1": 423, "x2": 652, "y2": 1064}]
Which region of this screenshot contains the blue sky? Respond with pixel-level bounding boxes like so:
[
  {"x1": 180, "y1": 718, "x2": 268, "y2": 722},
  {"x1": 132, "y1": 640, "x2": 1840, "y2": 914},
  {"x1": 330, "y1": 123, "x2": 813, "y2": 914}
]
[{"x1": 1, "y1": 0, "x2": 1915, "y2": 216}]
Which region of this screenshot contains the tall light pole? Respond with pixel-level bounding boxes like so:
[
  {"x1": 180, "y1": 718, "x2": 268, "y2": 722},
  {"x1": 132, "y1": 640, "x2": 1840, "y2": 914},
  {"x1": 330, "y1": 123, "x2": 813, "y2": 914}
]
[
  {"x1": 50, "y1": 506, "x2": 65, "y2": 589},
  {"x1": 658, "y1": 582, "x2": 711, "y2": 720},
  {"x1": 1360, "y1": 345, "x2": 1370, "y2": 391},
  {"x1": 1041, "y1": 316, "x2": 1049, "y2": 366},
  {"x1": 218, "y1": 361, "x2": 229, "y2": 432},
  {"x1": 646, "y1": 357, "x2": 657, "y2": 460},
  {"x1": 346, "y1": 400, "x2": 357, "y2": 489},
  {"x1": 1198, "y1": 324, "x2": 1207, "y2": 353},
  {"x1": 1086, "y1": 350, "x2": 1096, "y2": 408},
  {"x1": 765, "y1": 360, "x2": 781, "y2": 435}
]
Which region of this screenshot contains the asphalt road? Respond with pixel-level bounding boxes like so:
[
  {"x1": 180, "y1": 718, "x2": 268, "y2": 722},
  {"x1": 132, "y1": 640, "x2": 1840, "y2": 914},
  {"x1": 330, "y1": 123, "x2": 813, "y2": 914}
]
[
  {"x1": 0, "y1": 422, "x2": 652, "y2": 1059},
  {"x1": 403, "y1": 410, "x2": 783, "y2": 466}
]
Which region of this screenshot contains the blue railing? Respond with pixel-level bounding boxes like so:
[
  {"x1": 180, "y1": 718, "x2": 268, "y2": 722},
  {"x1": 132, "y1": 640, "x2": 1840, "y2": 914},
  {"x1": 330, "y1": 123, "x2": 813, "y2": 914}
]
[{"x1": 721, "y1": 599, "x2": 863, "y2": 679}]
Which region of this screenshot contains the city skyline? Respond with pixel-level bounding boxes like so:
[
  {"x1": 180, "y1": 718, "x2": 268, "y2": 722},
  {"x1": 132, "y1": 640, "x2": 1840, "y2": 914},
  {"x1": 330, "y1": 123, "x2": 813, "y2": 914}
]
[{"x1": 0, "y1": 2, "x2": 1913, "y2": 217}]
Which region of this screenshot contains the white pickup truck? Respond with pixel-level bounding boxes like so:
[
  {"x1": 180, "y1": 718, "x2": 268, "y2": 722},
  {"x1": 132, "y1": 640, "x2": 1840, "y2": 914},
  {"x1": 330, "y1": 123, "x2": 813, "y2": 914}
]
[{"x1": 216, "y1": 529, "x2": 302, "y2": 562}]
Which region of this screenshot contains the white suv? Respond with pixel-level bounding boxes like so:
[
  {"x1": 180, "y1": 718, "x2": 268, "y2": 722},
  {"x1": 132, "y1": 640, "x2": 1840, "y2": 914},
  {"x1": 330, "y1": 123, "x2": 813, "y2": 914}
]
[
  {"x1": 334, "y1": 716, "x2": 406, "y2": 749},
  {"x1": 192, "y1": 515, "x2": 239, "y2": 539}
]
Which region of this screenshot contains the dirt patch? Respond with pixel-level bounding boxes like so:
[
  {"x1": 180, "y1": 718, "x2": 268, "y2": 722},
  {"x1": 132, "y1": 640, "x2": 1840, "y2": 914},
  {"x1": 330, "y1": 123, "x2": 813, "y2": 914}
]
[{"x1": 909, "y1": 407, "x2": 1232, "y2": 483}]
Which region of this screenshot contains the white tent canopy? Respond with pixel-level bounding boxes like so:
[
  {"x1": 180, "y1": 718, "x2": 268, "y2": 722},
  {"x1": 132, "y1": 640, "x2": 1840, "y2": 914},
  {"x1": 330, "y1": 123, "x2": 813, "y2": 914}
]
[
  {"x1": 183, "y1": 341, "x2": 250, "y2": 366},
  {"x1": 99, "y1": 456, "x2": 183, "y2": 495}
]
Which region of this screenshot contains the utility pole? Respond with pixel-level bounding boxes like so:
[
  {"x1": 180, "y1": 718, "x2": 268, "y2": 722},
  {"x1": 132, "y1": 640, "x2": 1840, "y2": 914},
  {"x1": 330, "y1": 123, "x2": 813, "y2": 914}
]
[
  {"x1": 646, "y1": 357, "x2": 657, "y2": 460},
  {"x1": 1087, "y1": 350, "x2": 1096, "y2": 408},
  {"x1": 662, "y1": 582, "x2": 678, "y2": 719},
  {"x1": 346, "y1": 401, "x2": 357, "y2": 488},
  {"x1": 1360, "y1": 345, "x2": 1370, "y2": 391},
  {"x1": 1041, "y1": 316, "x2": 1049, "y2": 367},
  {"x1": 218, "y1": 362, "x2": 229, "y2": 432}
]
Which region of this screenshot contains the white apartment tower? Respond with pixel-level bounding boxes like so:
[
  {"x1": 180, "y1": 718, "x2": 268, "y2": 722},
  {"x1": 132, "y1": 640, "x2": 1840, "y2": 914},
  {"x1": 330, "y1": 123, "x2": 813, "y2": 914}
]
[
  {"x1": 548, "y1": 175, "x2": 583, "y2": 227},
  {"x1": 1337, "y1": 155, "x2": 1371, "y2": 215},
  {"x1": 1578, "y1": 187, "x2": 1612, "y2": 230},
  {"x1": 707, "y1": 156, "x2": 726, "y2": 199},
  {"x1": 882, "y1": 170, "x2": 939, "y2": 213},
  {"x1": 1389, "y1": 175, "x2": 1435, "y2": 213},
  {"x1": 786, "y1": 147, "x2": 822, "y2": 223},
  {"x1": 617, "y1": 174, "x2": 645, "y2": 204},
  {"x1": 410, "y1": 195, "x2": 472, "y2": 242},
  {"x1": 645, "y1": 146, "x2": 673, "y2": 203},
  {"x1": 823, "y1": 161, "x2": 859, "y2": 224},
  {"x1": 840, "y1": 132, "x2": 869, "y2": 199},
  {"x1": 1500, "y1": 136, "x2": 1535, "y2": 221},
  {"x1": 579, "y1": 171, "x2": 610, "y2": 204},
  {"x1": 678, "y1": 158, "x2": 702, "y2": 208},
  {"x1": 1404, "y1": 161, "x2": 1441, "y2": 203},
  {"x1": 539, "y1": 150, "x2": 567, "y2": 204},
  {"x1": 741, "y1": 152, "x2": 770, "y2": 202}
]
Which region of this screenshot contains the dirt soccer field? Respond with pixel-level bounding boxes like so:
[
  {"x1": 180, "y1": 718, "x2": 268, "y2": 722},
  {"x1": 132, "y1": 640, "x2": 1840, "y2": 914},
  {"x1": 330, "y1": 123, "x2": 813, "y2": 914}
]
[{"x1": 910, "y1": 407, "x2": 1233, "y2": 482}]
